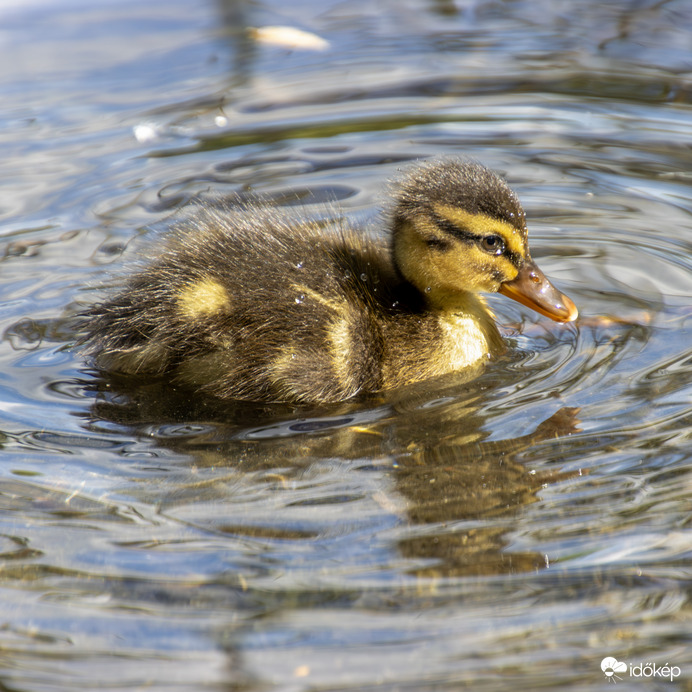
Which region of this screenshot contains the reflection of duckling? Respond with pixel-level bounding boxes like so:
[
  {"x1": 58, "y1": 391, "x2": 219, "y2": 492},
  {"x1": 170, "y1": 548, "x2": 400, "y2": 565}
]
[{"x1": 82, "y1": 159, "x2": 577, "y2": 404}]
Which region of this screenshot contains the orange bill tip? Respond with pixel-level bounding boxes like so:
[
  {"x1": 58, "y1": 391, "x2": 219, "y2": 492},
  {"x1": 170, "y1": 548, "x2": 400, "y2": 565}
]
[{"x1": 499, "y1": 258, "x2": 578, "y2": 323}]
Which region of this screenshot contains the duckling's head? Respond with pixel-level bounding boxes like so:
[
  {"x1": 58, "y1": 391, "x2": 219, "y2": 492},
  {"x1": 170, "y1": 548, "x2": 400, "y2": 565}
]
[{"x1": 391, "y1": 159, "x2": 578, "y2": 322}]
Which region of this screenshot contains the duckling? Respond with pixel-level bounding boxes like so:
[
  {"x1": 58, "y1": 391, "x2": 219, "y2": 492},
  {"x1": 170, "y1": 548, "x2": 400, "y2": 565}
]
[{"x1": 81, "y1": 159, "x2": 577, "y2": 404}]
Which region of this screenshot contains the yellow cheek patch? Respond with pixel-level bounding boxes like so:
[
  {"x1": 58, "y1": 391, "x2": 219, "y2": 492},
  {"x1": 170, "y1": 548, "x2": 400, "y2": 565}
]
[
  {"x1": 434, "y1": 204, "x2": 527, "y2": 259},
  {"x1": 177, "y1": 277, "x2": 231, "y2": 319}
]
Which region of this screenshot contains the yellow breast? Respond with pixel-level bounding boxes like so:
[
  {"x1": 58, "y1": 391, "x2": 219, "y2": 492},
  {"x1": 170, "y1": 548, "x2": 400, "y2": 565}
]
[{"x1": 437, "y1": 312, "x2": 493, "y2": 371}]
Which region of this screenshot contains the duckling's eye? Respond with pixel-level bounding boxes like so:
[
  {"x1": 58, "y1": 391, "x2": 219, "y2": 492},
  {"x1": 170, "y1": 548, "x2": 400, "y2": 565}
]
[{"x1": 480, "y1": 235, "x2": 505, "y2": 255}]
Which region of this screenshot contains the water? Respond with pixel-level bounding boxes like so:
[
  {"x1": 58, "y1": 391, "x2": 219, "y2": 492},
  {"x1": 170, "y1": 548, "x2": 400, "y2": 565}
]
[{"x1": 1, "y1": 0, "x2": 691, "y2": 689}]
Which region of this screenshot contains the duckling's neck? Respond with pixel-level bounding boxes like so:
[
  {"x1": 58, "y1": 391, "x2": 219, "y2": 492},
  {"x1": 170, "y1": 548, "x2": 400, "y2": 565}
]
[
  {"x1": 422, "y1": 284, "x2": 491, "y2": 319},
  {"x1": 426, "y1": 285, "x2": 505, "y2": 361}
]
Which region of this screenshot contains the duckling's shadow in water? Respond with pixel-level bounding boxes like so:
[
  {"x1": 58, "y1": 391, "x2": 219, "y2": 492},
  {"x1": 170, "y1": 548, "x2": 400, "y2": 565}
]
[{"x1": 80, "y1": 354, "x2": 581, "y2": 578}]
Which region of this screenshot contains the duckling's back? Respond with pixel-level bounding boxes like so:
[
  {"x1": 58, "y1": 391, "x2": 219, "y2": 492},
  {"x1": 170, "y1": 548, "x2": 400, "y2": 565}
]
[{"x1": 83, "y1": 203, "x2": 410, "y2": 402}]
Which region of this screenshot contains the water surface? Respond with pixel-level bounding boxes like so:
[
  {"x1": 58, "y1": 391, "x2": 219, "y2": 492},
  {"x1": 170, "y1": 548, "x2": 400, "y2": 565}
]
[{"x1": 1, "y1": 0, "x2": 691, "y2": 689}]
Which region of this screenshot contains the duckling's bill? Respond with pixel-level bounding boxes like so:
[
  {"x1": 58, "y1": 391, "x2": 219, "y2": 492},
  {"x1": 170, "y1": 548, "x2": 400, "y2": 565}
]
[{"x1": 498, "y1": 258, "x2": 578, "y2": 323}]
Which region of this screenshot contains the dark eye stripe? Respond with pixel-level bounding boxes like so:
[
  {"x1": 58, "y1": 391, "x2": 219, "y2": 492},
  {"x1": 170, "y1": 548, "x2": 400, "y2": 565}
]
[
  {"x1": 432, "y1": 213, "x2": 477, "y2": 243},
  {"x1": 432, "y1": 212, "x2": 524, "y2": 267},
  {"x1": 505, "y1": 250, "x2": 523, "y2": 267}
]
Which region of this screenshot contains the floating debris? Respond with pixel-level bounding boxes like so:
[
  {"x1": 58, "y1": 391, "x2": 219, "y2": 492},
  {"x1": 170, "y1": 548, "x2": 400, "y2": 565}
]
[{"x1": 248, "y1": 25, "x2": 330, "y2": 51}]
